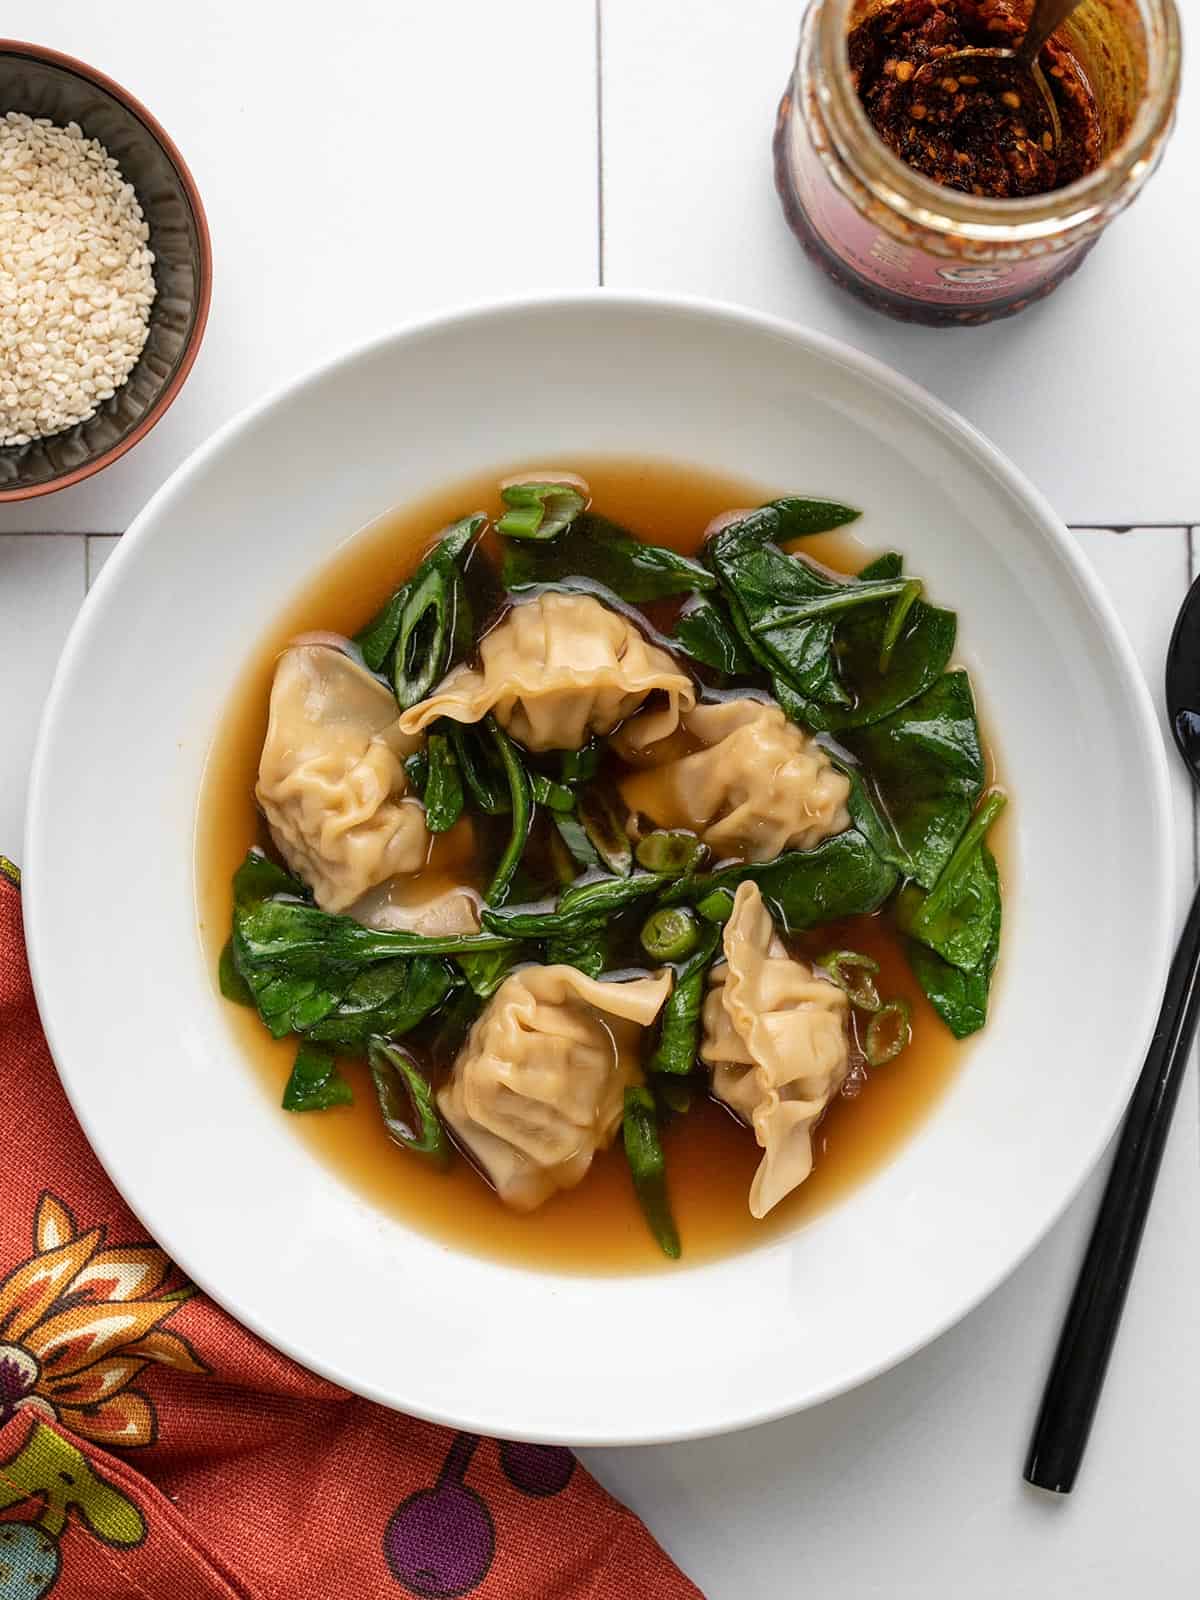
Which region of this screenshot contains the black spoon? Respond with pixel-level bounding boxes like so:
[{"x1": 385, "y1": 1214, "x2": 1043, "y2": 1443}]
[{"x1": 1024, "y1": 574, "x2": 1200, "y2": 1494}]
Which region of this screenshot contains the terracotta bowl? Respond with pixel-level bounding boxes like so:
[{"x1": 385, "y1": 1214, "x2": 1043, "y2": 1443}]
[{"x1": 0, "y1": 40, "x2": 211, "y2": 500}]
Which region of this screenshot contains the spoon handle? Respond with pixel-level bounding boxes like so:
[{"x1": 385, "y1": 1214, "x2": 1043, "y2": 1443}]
[
  {"x1": 1019, "y1": 0, "x2": 1086, "y2": 64},
  {"x1": 1024, "y1": 871, "x2": 1200, "y2": 1493}
]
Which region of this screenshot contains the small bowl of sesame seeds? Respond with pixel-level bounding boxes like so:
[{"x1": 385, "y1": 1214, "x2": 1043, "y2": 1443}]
[{"x1": 0, "y1": 39, "x2": 211, "y2": 500}]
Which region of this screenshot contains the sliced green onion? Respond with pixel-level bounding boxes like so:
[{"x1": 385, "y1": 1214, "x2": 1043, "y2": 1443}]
[
  {"x1": 879, "y1": 579, "x2": 924, "y2": 672},
  {"x1": 391, "y1": 564, "x2": 464, "y2": 710},
  {"x1": 369, "y1": 1040, "x2": 450, "y2": 1164},
  {"x1": 552, "y1": 811, "x2": 603, "y2": 874},
  {"x1": 696, "y1": 887, "x2": 736, "y2": 925},
  {"x1": 483, "y1": 715, "x2": 533, "y2": 906},
  {"x1": 818, "y1": 948, "x2": 882, "y2": 1012},
  {"x1": 496, "y1": 479, "x2": 588, "y2": 541},
  {"x1": 355, "y1": 516, "x2": 481, "y2": 673},
  {"x1": 648, "y1": 922, "x2": 721, "y2": 1075},
  {"x1": 423, "y1": 731, "x2": 464, "y2": 833},
  {"x1": 622, "y1": 1085, "x2": 681, "y2": 1259},
  {"x1": 578, "y1": 788, "x2": 633, "y2": 877},
  {"x1": 218, "y1": 938, "x2": 253, "y2": 1005},
  {"x1": 634, "y1": 829, "x2": 707, "y2": 875},
  {"x1": 640, "y1": 906, "x2": 701, "y2": 963},
  {"x1": 282, "y1": 1041, "x2": 353, "y2": 1112},
  {"x1": 864, "y1": 999, "x2": 912, "y2": 1067}
]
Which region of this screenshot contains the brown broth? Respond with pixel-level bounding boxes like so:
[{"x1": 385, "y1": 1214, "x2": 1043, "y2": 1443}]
[{"x1": 196, "y1": 457, "x2": 997, "y2": 1274}]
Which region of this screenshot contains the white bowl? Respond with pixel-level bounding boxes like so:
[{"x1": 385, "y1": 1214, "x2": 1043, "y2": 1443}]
[{"x1": 24, "y1": 294, "x2": 1173, "y2": 1445}]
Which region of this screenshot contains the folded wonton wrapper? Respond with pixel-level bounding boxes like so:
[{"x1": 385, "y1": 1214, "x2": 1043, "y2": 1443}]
[
  {"x1": 397, "y1": 591, "x2": 696, "y2": 752},
  {"x1": 701, "y1": 882, "x2": 850, "y2": 1217},
  {"x1": 614, "y1": 697, "x2": 851, "y2": 862},
  {"x1": 256, "y1": 642, "x2": 429, "y2": 913},
  {"x1": 440, "y1": 965, "x2": 673, "y2": 1211}
]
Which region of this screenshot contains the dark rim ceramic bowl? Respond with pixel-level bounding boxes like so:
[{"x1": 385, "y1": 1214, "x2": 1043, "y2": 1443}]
[{"x1": 0, "y1": 39, "x2": 212, "y2": 500}]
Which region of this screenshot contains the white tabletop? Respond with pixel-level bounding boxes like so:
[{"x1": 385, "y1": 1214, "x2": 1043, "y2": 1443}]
[{"x1": 3, "y1": 4, "x2": 1199, "y2": 1595}]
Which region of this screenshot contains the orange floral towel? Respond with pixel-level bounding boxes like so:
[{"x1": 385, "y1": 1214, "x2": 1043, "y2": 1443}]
[{"x1": 0, "y1": 873, "x2": 701, "y2": 1600}]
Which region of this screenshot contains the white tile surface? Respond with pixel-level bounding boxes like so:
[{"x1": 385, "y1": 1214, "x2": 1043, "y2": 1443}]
[
  {"x1": 0, "y1": 536, "x2": 84, "y2": 856},
  {"x1": 600, "y1": 0, "x2": 1200, "y2": 526},
  {"x1": 583, "y1": 527, "x2": 1200, "y2": 1597},
  {"x1": 0, "y1": 0, "x2": 599, "y2": 533}
]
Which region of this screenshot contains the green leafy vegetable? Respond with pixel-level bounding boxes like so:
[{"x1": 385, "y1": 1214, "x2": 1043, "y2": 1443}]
[
  {"x1": 546, "y1": 927, "x2": 611, "y2": 979},
  {"x1": 423, "y1": 731, "x2": 464, "y2": 833},
  {"x1": 354, "y1": 515, "x2": 483, "y2": 705},
  {"x1": 303, "y1": 957, "x2": 454, "y2": 1048},
  {"x1": 647, "y1": 922, "x2": 721, "y2": 1076},
  {"x1": 404, "y1": 751, "x2": 429, "y2": 795},
  {"x1": 496, "y1": 479, "x2": 588, "y2": 540},
  {"x1": 622, "y1": 1086, "x2": 681, "y2": 1259},
  {"x1": 826, "y1": 556, "x2": 956, "y2": 731},
  {"x1": 577, "y1": 787, "x2": 633, "y2": 877},
  {"x1": 671, "y1": 595, "x2": 757, "y2": 676},
  {"x1": 841, "y1": 670, "x2": 986, "y2": 889},
  {"x1": 450, "y1": 724, "x2": 511, "y2": 815},
  {"x1": 455, "y1": 948, "x2": 522, "y2": 999},
  {"x1": 481, "y1": 871, "x2": 670, "y2": 939},
  {"x1": 879, "y1": 579, "x2": 925, "y2": 672},
  {"x1": 660, "y1": 831, "x2": 897, "y2": 934},
  {"x1": 529, "y1": 773, "x2": 576, "y2": 813},
  {"x1": 640, "y1": 906, "x2": 701, "y2": 962},
  {"x1": 899, "y1": 789, "x2": 1006, "y2": 1038},
  {"x1": 282, "y1": 1041, "x2": 353, "y2": 1112},
  {"x1": 749, "y1": 576, "x2": 919, "y2": 633},
  {"x1": 560, "y1": 740, "x2": 602, "y2": 785},
  {"x1": 552, "y1": 811, "x2": 603, "y2": 872},
  {"x1": 218, "y1": 938, "x2": 253, "y2": 1005},
  {"x1": 235, "y1": 896, "x2": 517, "y2": 974},
  {"x1": 502, "y1": 512, "x2": 715, "y2": 602},
  {"x1": 369, "y1": 1040, "x2": 450, "y2": 1165},
  {"x1": 482, "y1": 716, "x2": 533, "y2": 906}
]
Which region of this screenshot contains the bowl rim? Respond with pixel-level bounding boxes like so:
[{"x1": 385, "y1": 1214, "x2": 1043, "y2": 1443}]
[
  {"x1": 24, "y1": 290, "x2": 1176, "y2": 1442},
  {"x1": 0, "y1": 37, "x2": 213, "y2": 502}
]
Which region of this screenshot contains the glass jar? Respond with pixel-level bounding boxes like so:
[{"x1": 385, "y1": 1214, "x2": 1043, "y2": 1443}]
[{"x1": 773, "y1": 0, "x2": 1181, "y2": 325}]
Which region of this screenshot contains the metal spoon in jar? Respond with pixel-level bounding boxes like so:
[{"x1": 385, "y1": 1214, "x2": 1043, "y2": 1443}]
[
  {"x1": 1024, "y1": 574, "x2": 1200, "y2": 1492},
  {"x1": 912, "y1": 0, "x2": 1087, "y2": 156}
]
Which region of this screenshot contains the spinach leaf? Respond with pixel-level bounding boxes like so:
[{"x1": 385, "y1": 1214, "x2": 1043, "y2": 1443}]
[
  {"x1": 529, "y1": 773, "x2": 576, "y2": 813},
  {"x1": 577, "y1": 787, "x2": 633, "y2": 877},
  {"x1": 282, "y1": 1042, "x2": 353, "y2": 1112},
  {"x1": 304, "y1": 957, "x2": 454, "y2": 1048},
  {"x1": 423, "y1": 731, "x2": 464, "y2": 833},
  {"x1": 502, "y1": 512, "x2": 714, "y2": 602},
  {"x1": 235, "y1": 897, "x2": 517, "y2": 975},
  {"x1": 906, "y1": 941, "x2": 995, "y2": 1041},
  {"x1": 660, "y1": 831, "x2": 898, "y2": 934},
  {"x1": 899, "y1": 790, "x2": 1005, "y2": 1038},
  {"x1": 450, "y1": 723, "x2": 511, "y2": 815},
  {"x1": 552, "y1": 811, "x2": 603, "y2": 873},
  {"x1": 647, "y1": 922, "x2": 721, "y2": 1075},
  {"x1": 840, "y1": 670, "x2": 985, "y2": 889},
  {"x1": 709, "y1": 497, "x2": 861, "y2": 546},
  {"x1": 481, "y1": 871, "x2": 670, "y2": 939},
  {"x1": 705, "y1": 519, "x2": 851, "y2": 709},
  {"x1": 218, "y1": 938, "x2": 253, "y2": 1005},
  {"x1": 233, "y1": 850, "x2": 305, "y2": 908},
  {"x1": 482, "y1": 716, "x2": 533, "y2": 906},
  {"x1": 671, "y1": 594, "x2": 758, "y2": 676},
  {"x1": 455, "y1": 947, "x2": 522, "y2": 998},
  {"x1": 546, "y1": 927, "x2": 611, "y2": 979},
  {"x1": 827, "y1": 578, "x2": 956, "y2": 732},
  {"x1": 354, "y1": 515, "x2": 484, "y2": 705}
]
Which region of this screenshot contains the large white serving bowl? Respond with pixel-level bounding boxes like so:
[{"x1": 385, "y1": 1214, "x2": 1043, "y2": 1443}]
[{"x1": 24, "y1": 293, "x2": 1173, "y2": 1445}]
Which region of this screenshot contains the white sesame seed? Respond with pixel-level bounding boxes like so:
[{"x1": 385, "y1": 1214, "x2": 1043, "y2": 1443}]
[{"x1": 0, "y1": 112, "x2": 156, "y2": 444}]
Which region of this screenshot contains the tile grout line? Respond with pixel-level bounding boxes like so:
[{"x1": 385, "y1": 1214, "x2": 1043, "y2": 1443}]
[{"x1": 595, "y1": 0, "x2": 605, "y2": 287}]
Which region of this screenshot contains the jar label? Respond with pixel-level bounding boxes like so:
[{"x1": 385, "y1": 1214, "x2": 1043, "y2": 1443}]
[{"x1": 785, "y1": 96, "x2": 1085, "y2": 309}]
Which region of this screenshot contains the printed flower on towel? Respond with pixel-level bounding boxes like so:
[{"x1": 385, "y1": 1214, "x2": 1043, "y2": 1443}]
[{"x1": 0, "y1": 1192, "x2": 206, "y2": 1449}]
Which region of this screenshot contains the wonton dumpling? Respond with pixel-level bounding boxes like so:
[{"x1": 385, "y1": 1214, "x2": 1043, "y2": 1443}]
[
  {"x1": 700, "y1": 882, "x2": 849, "y2": 1218},
  {"x1": 256, "y1": 642, "x2": 429, "y2": 913},
  {"x1": 614, "y1": 698, "x2": 850, "y2": 863},
  {"x1": 397, "y1": 591, "x2": 695, "y2": 752},
  {"x1": 349, "y1": 819, "x2": 481, "y2": 936},
  {"x1": 439, "y1": 965, "x2": 672, "y2": 1211}
]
